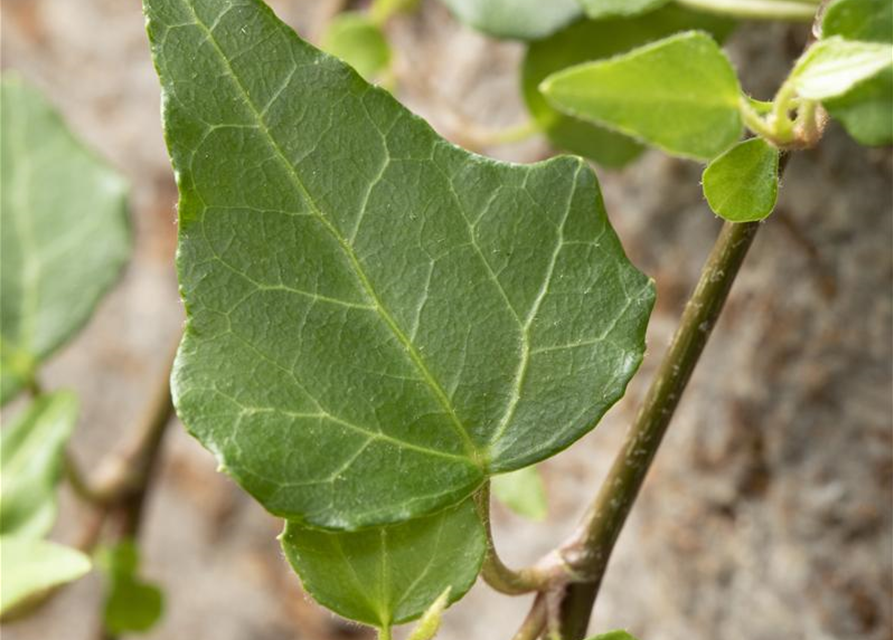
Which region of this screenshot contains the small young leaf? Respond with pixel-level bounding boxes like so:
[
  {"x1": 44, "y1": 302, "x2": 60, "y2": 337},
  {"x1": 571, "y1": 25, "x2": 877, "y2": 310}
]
[
  {"x1": 405, "y1": 587, "x2": 451, "y2": 640},
  {"x1": 586, "y1": 632, "x2": 640, "y2": 640},
  {"x1": 822, "y1": 0, "x2": 892, "y2": 43},
  {"x1": 522, "y1": 7, "x2": 736, "y2": 167},
  {"x1": 281, "y1": 499, "x2": 485, "y2": 628},
  {"x1": 0, "y1": 536, "x2": 91, "y2": 617},
  {"x1": 99, "y1": 540, "x2": 164, "y2": 634},
  {"x1": 438, "y1": 0, "x2": 582, "y2": 40},
  {"x1": 541, "y1": 31, "x2": 743, "y2": 160},
  {"x1": 821, "y1": 0, "x2": 893, "y2": 145},
  {"x1": 491, "y1": 465, "x2": 548, "y2": 520},
  {"x1": 578, "y1": 0, "x2": 670, "y2": 19},
  {"x1": 321, "y1": 12, "x2": 391, "y2": 82},
  {"x1": 0, "y1": 392, "x2": 78, "y2": 538},
  {"x1": 702, "y1": 138, "x2": 779, "y2": 222},
  {"x1": 0, "y1": 77, "x2": 131, "y2": 406},
  {"x1": 789, "y1": 36, "x2": 893, "y2": 100},
  {"x1": 146, "y1": 0, "x2": 654, "y2": 531}
]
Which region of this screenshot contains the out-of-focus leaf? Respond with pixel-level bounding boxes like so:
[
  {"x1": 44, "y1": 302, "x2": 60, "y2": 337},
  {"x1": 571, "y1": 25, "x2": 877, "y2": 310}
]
[
  {"x1": 522, "y1": 6, "x2": 735, "y2": 167},
  {"x1": 99, "y1": 539, "x2": 164, "y2": 635},
  {"x1": 586, "y1": 632, "x2": 641, "y2": 640},
  {"x1": 822, "y1": 0, "x2": 892, "y2": 42},
  {"x1": 491, "y1": 465, "x2": 547, "y2": 520},
  {"x1": 0, "y1": 536, "x2": 91, "y2": 617},
  {"x1": 145, "y1": 0, "x2": 655, "y2": 531},
  {"x1": 541, "y1": 31, "x2": 743, "y2": 160},
  {"x1": 281, "y1": 498, "x2": 485, "y2": 628},
  {"x1": 321, "y1": 12, "x2": 391, "y2": 82},
  {"x1": 578, "y1": 0, "x2": 670, "y2": 19},
  {"x1": 702, "y1": 138, "x2": 779, "y2": 222},
  {"x1": 438, "y1": 0, "x2": 582, "y2": 40},
  {"x1": 0, "y1": 392, "x2": 78, "y2": 538},
  {"x1": 0, "y1": 76, "x2": 130, "y2": 406},
  {"x1": 790, "y1": 36, "x2": 892, "y2": 100}
]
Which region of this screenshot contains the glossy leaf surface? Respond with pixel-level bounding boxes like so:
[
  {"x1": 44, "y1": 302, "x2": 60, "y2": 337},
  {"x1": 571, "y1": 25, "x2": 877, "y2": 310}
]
[
  {"x1": 578, "y1": 0, "x2": 670, "y2": 19},
  {"x1": 541, "y1": 31, "x2": 743, "y2": 160},
  {"x1": 146, "y1": 0, "x2": 654, "y2": 530},
  {"x1": 702, "y1": 138, "x2": 779, "y2": 222},
  {"x1": 0, "y1": 392, "x2": 78, "y2": 538},
  {"x1": 0, "y1": 77, "x2": 130, "y2": 405},
  {"x1": 281, "y1": 498, "x2": 485, "y2": 627},
  {"x1": 822, "y1": 0, "x2": 893, "y2": 145},
  {"x1": 790, "y1": 36, "x2": 892, "y2": 100},
  {"x1": 321, "y1": 12, "x2": 391, "y2": 82},
  {"x1": 0, "y1": 536, "x2": 91, "y2": 617},
  {"x1": 522, "y1": 7, "x2": 735, "y2": 166},
  {"x1": 438, "y1": 0, "x2": 581, "y2": 40},
  {"x1": 491, "y1": 465, "x2": 547, "y2": 520}
]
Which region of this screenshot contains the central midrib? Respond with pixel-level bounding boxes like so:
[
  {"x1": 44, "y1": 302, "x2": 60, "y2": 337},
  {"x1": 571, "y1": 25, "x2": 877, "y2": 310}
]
[{"x1": 182, "y1": 2, "x2": 482, "y2": 464}]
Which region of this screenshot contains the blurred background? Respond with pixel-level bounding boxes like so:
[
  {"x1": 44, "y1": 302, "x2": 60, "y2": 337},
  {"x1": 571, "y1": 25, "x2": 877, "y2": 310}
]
[{"x1": 1, "y1": 1, "x2": 891, "y2": 639}]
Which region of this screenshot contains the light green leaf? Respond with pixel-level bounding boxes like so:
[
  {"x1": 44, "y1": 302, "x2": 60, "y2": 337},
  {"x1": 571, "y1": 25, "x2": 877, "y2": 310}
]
[
  {"x1": 522, "y1": 7, "x2": 736, "y2": 166},
  {"x1": 438, "y1": 0, "x2": 582, "y2": 40},
  {"x1": 790, "y1": 36, "x2": 893, "y2": 100},
  {"x1": 578, "y1": 0, "x2": 670, "y2": 19},
  {"x1": 821, "y1": 0, "x2": 893, "y2": 145},
  {"x1": 541, "y1": 31, "x2": 743, "y2": 160},
  {"x1": 586, "y1": 632, "x2": 640, "y2": 640},
  {"x1": 0, "y1": 77, "x2": 131, "y2": 406},
  {"x1": 702, "y1": 138, "x2": 779, "y2": 222},
  {"x1": 99, "y1": 540, "x2": 164, "y2": 635},
  {"x1": 491, "y1": 465, "x2": 547, "y2": 520},
  {"x1": 406, "y1": 587, "x2": 451, "y2": 640},
  {"x1": 371, "y1": 0, "x2": 420, "y2": 25},
  {"x1": 0, "y1": 392, "x2": 78, "y2": 538},
  {"x1": 822, "y1": 0, "x2": 892, "y2": 43},
  {"x1": 281, "y1": 498, "x2": 485, "y2": 627},
  {"x1": 146, "y1": 0, "x2": 654, "y2": 531},
  {"x1": 321, "y1": 12, "x2": 391, "y2": 82},
  {"x1": 0, "y1": 536, "x2": 91, "y2": 617}
]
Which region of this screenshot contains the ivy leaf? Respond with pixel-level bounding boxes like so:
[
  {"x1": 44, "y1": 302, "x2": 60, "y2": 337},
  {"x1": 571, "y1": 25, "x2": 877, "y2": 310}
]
[
  {"x1": 0, "y1": 536, "x2": 91, "y2": 618},
  {"x1": 578, "y1": 0, "x2": 670, "y2": 19},
  {"x1": 821, "y1": 0, "x2": 893, "y2": 145},
  {"x1": 491, "y1": 465, "x2": 547, "y2": 520},
  {"x1": 522, "y1": 7, "x2": 736, "y2": 166},
  {"x1": 0, "y1": 77, "x2": 131, "y2": 406},
  {"x1": 146, "y1": 0, "x2": 654, "y2": 530},
  {"x1": 321, "y1": 12, "x2": 391, "y2": 83},
  {"x1": 0, "y1": 392, "x2": 78, "y2": 538},
  {"x1": 789, "y1": 36, "x2": 893, "y2": 100},
  {"x1": 281, "y1": 498, "x2": 485, "y2": 628},
  {"x1": 438, "y1": 0, "x2": 581, "y2": 40},
  {"x1": 540, "y1": 31, "x2": 743, "y2": 160},
  {"x1": 99, "y1": 540, "x2": 164, "y2": 635},
  {"x1": 586, "y1": 632, "x2": 640, "y2": 640},
  {"x1": 702, "y1": 138, "x2": 779, "y2": 222}
]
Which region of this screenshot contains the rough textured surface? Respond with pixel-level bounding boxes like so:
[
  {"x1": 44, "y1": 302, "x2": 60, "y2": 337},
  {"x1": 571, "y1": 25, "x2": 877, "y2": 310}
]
[{"x1": 1, "y1": 2, "x2": 890, "y2": 640}]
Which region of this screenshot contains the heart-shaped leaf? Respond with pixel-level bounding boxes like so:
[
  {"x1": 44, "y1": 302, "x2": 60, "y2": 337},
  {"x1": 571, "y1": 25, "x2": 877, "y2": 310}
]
[
  {"x1": 702, "y1": 138, "x2": 779, "y2": 222},
  {"x1": 522, "y1": 7, "x2": 736, "y2": 166},
  {"x1": 99, "y1": 540, "x2": 164, "y2": 634},
  {"x1": 281, "y1": 498, "x2": 485, "y2": 628},
  {"x1": 540, "y1": 31, "x2": 743, "y2": 160},
  {"x1": 145, "y1": 0, "x2": 654, "y2": 531},
  {"x1": 0, "y1": 77, "x2": 130, "y2": 405},
  {"x1": 438, "y1": 0, "x2": 582, "y2": 40},
  {"x1": 0, "y1": 392, "x2": 78, "y2": 538}
]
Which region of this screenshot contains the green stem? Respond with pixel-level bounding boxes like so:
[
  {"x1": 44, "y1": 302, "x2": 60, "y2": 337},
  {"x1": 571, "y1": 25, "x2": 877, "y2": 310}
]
[
  {"x1": 676, "y1": 0, "x2": 816, "y2": 21},
  {"x1": 556, "y1": 216, "x2": 769, "y2": 638}
]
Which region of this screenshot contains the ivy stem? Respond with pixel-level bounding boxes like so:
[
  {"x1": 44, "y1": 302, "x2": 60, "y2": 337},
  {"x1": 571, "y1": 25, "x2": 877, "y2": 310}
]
[
  {"x1": 511, "y1": 593, "x2": 548, "y2": 640},
  {"x1": 675, "y1": 0, "x2": 817, "y2": 21},
  {"x1": 554, "y1": 191, "x2": 790, "y2": 636}
]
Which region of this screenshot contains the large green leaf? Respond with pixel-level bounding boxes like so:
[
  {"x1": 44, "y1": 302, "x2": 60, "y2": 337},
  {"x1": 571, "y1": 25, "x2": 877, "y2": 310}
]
[
  {"x1": 438, "y1": 0, "x2": 582, "y2": 40},
  {"x1": 789, "y1": 36, "x2": 893, "y2": 100},
  {"x1": 0, "y1": 77, "x2": 131, "y2": 405},
  {"x1": 702, "y1": 138, "x2": 779, "y2": 222},
  {"x1": 0, "y1": 392, "x2": 78, "y2": 538},
  {"x1": 146, "y1": 0, "x2": 654, "y2": 531},
  {"x1": 578, "y1": 0, "x2": 670, "y2": 19},
  {"x1": 99, "y1": 540, "x2": 164, "y2": 635},
  {"x1": 321, "y1": 12, "x2": 391, "y2": 83},
  {"x1": 281, "y1": 498, "x2": 485, "y2": 628},
  {"x1": 541, "y1": 31, "x2": 743, "y2": 160},
  {"x1": 822, "y1": 0, "x2": 893, "y2": 145},
  {"x1": 0, "y1": 536, "x2": 91, "y2": 617},
  {"x1": 521, "y1": 7, "x2": 736, "y2": 167}
]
